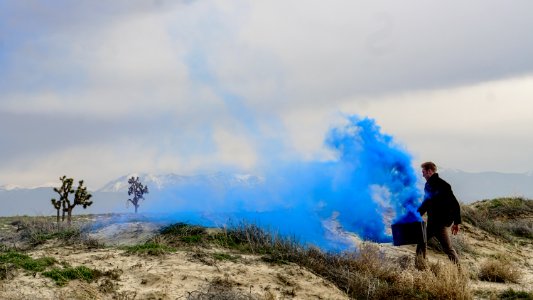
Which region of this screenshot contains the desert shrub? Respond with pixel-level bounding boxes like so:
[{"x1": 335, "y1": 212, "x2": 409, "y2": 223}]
[
  {"x1": 478, "y1": 259, "x2": 522, "y2": 283},
  {"x1": 42, "y1": 265, "x2": 121, "y2": 286},
  {"x1": 211, "y1": 223, "x2": 471, "y2": 300},
  {"x1": 122, "y1": 242, "x2": 176, "y2": 256},
  {"x1": 212, "y1": 223, "x2": 302, "y2": 260},
  {"x1": 500, "y1": 288, "x2": 533, "y2": 300},
  {"x1": 159, "y1": 222, "x2": 208, "y2": 245},
  {"x1": 301, "y1": 245, "x2": 470, "y2": 299},
  {"x1": 451, "y1": 234, "x2": 474, "y2": 254},
  {"x1": 0, "y1": 261, "x2": 17, "y2": 280},
  {"x1": 212, "y1": 253, "x2": 240, "y2": 262},
  {"x1": 503, "y1": 220, "x2": 533, "y2": 239},
  {"x1": 466, "y1": 197, "x2": 533, "y2": 221},
  {"x1": 187, "y1": 276, "x2": 257, "y2": 300},
  {"x1": 14, "y1": 218, "x2": 101, "y2": 248},
  {"x1": 461, "y1": 204, "x2": 513, "y2": 241},
  {"x1": 483, "y1": 197, "x2": 533, "y2": 218},
  {"x1": 160, "y1": 222, "x2": 207, "y2": 236}
]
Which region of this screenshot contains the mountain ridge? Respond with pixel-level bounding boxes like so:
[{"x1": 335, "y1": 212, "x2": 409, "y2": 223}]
[{"x1": 2, "y1": 170, "x2": 533, "y2": 216}]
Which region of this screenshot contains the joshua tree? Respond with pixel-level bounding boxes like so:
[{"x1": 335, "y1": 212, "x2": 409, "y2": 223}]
[
  {"x1": 64, "y1": 180, "x2": 93, "y2": 224},
  {"x1": 51, "y1": 176, "x2": 93, "y2": 225},
  {"x1": 51, "y1": 176, "x2": 74, "y2": 224},
  {"x1": 127, "y1": 176, "x2": 149, "y2": 213}
]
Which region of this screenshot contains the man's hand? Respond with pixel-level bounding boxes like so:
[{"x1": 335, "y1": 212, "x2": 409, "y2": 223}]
[{"x1": 451, "y1": 224, "x2": 460, "y2": 235}]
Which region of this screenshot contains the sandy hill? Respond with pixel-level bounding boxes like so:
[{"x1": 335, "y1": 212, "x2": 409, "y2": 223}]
[{"x1": 0, "y1": 197, "x2": 532, "y2": 299}]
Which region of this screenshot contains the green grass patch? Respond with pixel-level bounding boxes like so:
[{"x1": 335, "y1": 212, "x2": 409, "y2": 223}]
[
  {"x1": 500, "y1": 288, "x2": 533, "y2": 300},
  {"x1": 26, "y1": 228, "x2": 82, "y2": 245},
  {"x1": 160, "y1": 222, "x2": 206, "y2": 236},
  {"x1": 212, "y1": 253, "x2": 240, "y2": 262},
  {"x1": 179, "y1": 235, "x2": 203, "y2": 244},
  {"x1": 159, "y1": 222, "x2": 207, "y2": 245},
  {"x1": 0, "y1": 251, "x2": 56, "y2": 272},
  {"x1": 473, "y1": 197, "x2": 533, "y2": 218},
  {"x1": 42, "y1": 266, "x2": 97, "y2": 286},
  {"x1": 122, "y1": 242, "x2": 176, "y2": 256}
]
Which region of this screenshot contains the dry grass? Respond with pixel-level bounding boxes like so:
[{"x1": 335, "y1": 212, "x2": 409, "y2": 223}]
[
  {"x1": 302, "y1": 245, "x2": 470, "y2": 299},
  {"x1": 427, "y1": 234, "x2": 474, "y2": 256},
  {"x1": 197, "y1": 224, "x2": 472, "y2": 300},
  {"x1": 186, "y1": 276, "x2": 259, "y2": 300},
  {"x1": 478, "y1": 258, "x2": 522, "y2": 283},
  {"x1": 4, "y1": 217, "x2": 101, "y2": 249}
]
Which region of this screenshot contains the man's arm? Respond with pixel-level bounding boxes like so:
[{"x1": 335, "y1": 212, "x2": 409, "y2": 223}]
[
  {"x1": 449, "y1": 190, "x2": 462, "y2": 225},
  {"x1": 449, "y1": 186, "x2": 461, "y2": 235},
  {"x1": 417, "y1": 199, "x2": 429, "y2": 217}
]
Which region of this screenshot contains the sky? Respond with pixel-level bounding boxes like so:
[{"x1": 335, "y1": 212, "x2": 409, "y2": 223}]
[{"x1": 1, "y1": 0, "x2": 533, "y2": 190}]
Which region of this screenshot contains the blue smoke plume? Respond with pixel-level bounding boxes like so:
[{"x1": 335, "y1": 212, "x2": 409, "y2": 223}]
[{"x1": 139, "y1": 115, "x2": 422, "y2": 250}]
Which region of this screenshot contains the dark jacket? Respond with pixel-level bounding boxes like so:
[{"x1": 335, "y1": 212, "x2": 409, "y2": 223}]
[{"x1": 418, "y1": 173, "x2": 461, "y2": 227}]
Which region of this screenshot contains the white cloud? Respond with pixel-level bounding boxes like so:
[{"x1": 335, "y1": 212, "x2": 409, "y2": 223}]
[
  {"x1": 213, "y1": 128, "x2": 257, "y2": 169},
  {"x1": 338, "y1": 75, "x2": 533, "y2": 172},
  {"x1": 2, "y1": 1, "x2": 533, "y2": 187}
]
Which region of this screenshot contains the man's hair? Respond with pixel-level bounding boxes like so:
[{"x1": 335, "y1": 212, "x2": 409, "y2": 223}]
[{"x1": 421, "y1": 161, "x2": 437, "y2": 172}]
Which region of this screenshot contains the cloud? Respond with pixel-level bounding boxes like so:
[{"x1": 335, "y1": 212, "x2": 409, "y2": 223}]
[
  {"x1": 237, "y1": 1, "x2": 533, "y2": 102},
  {"x1": 1, "y1": 1, "x2": 533, "y2": 187},
  {"x1": 338, "y1": 75, "x2": 533, "y2": 172}
]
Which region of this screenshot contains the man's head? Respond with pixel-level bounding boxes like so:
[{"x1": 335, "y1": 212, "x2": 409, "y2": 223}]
[{"x1": 421, "y1": 161, "x2": 437, "y2": 181}]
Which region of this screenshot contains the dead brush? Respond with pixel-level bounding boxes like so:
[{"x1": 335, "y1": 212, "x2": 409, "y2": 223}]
[
  {"x1": 12, "y1": 217, "x2": 101, "y2": 249},
  {"x1": 212, "y1": 223, "x2": 472, "y2": 299},
  {"x1": 462, "y1": 198, "x2": 533, "y2": 241},
  {"x1": 186, "y1": 276, "x2": 257, "y2": 300},
  {"x1": 0, "y1": 262, "x2": 17, "y2": 280},
  {"x1": 402, "y1": 261, "x2": 471, "y2": 300},
  {"x1": 330, "y1": 248, "x2": 464, "y2": 298},
  {"x1": 461, "y1": 205, "x2": 511, "y2": 241},
  {"x1": 503, "y1": 220, "x2": 533, "y2": 239},
  {"x1": 478, "y1": 258, "x2": 522, "y2": 283},
  {"x1": 214, "y1": 222, "x2": 302, "y2": 260}
]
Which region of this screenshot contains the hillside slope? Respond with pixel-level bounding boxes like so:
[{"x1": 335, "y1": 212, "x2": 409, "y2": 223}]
[{"x1": 0, "y1": 197, "x2": 532, "y2": 299}]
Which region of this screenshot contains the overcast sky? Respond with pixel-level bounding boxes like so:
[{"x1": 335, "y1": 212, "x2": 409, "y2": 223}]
[{"x1": 1, "y1": 0, "x2": 533, "y2": 189}]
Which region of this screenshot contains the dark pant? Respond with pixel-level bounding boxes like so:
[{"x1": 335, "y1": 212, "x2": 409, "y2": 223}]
[{"x1": 416, "y1": 224, "x2": 459, "y2": 263}]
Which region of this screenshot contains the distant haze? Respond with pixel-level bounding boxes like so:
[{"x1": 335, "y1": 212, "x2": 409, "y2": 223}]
[{"x1": 2, "y1": 117, "x2": 532, "y2": 249}]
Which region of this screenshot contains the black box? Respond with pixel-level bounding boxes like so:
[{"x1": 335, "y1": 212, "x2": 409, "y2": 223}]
[{"x1": 391, "y1": 221, "x2": 426, "y2": 246}]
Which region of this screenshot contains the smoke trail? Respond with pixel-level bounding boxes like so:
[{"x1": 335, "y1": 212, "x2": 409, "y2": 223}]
[{"x1": 141, "y1": 115, "x2": 421, "y2": 250}]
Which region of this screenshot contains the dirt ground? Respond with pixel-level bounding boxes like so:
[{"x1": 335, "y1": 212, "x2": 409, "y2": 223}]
[
  {"x1": 0, "y1": 216, "x2": 532, "y2": 299},
  {"x1": 0, "y1": 221, "x2": 349, "y2": 300}
]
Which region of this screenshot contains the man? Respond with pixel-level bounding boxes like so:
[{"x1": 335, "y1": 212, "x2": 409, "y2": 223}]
[{"x1": 416, "y1": 162, "x2": 461, "y2": 264}]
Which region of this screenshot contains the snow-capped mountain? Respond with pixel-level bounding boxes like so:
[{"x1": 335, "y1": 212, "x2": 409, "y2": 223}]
[
  {"x1": 97, "y1": 172, "x2": 265, "y2": 193},
  {"x1": 0, "y1": 184, "x2": 23, "y2": 191},
  {"x1": 0, "y1": 182, "x2": 57, "y2": 191}
]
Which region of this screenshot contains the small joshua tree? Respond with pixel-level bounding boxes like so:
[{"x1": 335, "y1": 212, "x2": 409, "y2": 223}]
[
  {"x1": 127, "y1": 176, "x2": 149, "y2": 213},
  {"x1": 65, "y1": 180, "x2": 93, "y2": 224},
  {"x1": 51, "y1": 176, "x2": 93, "y2": 225}
]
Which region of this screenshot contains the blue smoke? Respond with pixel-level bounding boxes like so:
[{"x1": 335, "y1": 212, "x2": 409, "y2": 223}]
[{"x1": 137, "y1": 115, "x2": 422, "y2": 250}]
